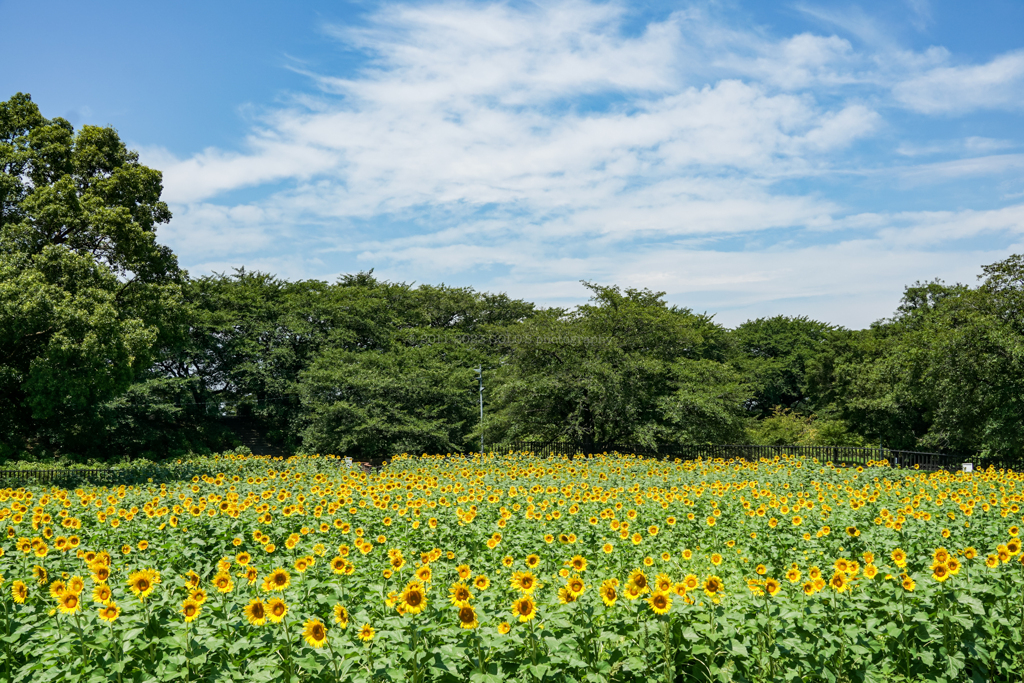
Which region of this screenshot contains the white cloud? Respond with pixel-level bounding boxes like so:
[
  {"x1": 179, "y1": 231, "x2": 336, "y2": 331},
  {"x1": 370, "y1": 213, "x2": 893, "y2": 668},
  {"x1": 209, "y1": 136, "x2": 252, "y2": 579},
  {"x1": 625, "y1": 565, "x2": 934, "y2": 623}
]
[
  {"x1": 149, "y1": 0, "x2": 1024, "y2": 328},
  {"x1": 894, "y1": 50, "x2": 1024, "y2": 114}
]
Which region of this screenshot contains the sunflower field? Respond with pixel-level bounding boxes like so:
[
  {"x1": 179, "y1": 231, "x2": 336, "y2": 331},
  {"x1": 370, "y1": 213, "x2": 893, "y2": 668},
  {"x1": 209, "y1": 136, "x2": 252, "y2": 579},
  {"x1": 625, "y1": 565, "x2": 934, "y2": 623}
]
[{"x1": 0, "y1": 452, "x2": 1023, "y2": 683}]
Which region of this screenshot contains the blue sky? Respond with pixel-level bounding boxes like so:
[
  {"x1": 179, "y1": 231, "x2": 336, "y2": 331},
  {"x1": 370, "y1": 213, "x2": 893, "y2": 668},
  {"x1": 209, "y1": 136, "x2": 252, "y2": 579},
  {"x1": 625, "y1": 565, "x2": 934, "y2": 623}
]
[{"x1": 3, "y1": 0, "x2": 1024, "y2": 327}]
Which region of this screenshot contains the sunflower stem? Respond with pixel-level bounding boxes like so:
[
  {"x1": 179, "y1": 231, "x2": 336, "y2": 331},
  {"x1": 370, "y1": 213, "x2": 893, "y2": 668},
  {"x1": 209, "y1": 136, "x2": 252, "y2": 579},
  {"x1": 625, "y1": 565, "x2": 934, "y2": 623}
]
[
  {"x1": 109, "y1": 621, "x2": 122, "y2": 683},
  {"x1": 662, "y1": 617, "x2": 672, "y2": 683},
  {"x1": 325, "y1": 633, "x2": 342, "y2": 682}
]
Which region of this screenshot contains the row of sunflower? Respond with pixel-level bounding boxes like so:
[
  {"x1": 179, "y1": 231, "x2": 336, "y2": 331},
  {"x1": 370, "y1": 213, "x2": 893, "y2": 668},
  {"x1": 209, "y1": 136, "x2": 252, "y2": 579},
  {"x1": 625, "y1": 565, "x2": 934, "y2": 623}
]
[{"x1": 0, "y1": 451, "x2": 1023, "y2": 681}]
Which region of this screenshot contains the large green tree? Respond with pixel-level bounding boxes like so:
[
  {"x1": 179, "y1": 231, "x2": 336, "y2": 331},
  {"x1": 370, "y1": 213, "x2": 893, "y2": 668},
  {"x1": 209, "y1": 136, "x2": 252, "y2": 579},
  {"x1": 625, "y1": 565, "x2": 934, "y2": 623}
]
[
  {"x1": 0, "y1": 93, "x2": 184, "y2": 460},
  {"x1": 728, "y1": 315, "x2": 835, "y2": 417},
  {"x1": 807, "y1": 257, "x2": 1024, "y2": 458},
  {"x1": 293, "y1": 274, "x2": 535, "y2": 457},
  {"x1": 487, "y1": 283, "x2": 750, "y2": 447}
]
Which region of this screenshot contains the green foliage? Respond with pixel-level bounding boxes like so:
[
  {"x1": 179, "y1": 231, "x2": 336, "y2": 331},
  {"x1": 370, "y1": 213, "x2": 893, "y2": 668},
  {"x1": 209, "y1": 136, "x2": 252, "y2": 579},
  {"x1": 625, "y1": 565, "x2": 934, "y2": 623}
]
[
  {"x1": 9, "y1": 92, "x2": 1024, "y2": 461},
  {"x1": 487, "y1": 284, "x2": 749, "y2": 447},
  {"x1": 728, "y1": 315, "x2": 835, "y2": 417},
  {"x1": 746, "y1": 407, "x2": 866, "y2": 447},
  {"x1": 0, "y1": 93, "x2": 185, "y2": 461},
  {"x1": 299, "y1": 344, "x2": 479, "y2": 458},
  {"x1": 808, "y1": 260, "x2": 1024, "y2": 458}
]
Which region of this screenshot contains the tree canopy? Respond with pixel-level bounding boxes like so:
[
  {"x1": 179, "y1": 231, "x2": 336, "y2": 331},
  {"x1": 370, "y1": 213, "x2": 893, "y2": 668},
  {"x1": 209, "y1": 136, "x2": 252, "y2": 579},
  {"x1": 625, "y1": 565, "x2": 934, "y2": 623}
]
[
  {"x1": 3, "y1": 92, "x2": 1023, "y2": 462},
  {"x1": 0, "y1": 93, "x2": 185, "y2": 460}
]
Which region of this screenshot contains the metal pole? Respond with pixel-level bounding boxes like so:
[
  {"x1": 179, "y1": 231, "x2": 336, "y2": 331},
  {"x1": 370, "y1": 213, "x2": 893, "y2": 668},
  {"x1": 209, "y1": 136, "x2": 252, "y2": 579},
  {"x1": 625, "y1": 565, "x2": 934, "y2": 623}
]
[{"x1": 476, "y1": 367, "x2": 484, "y2": 453}]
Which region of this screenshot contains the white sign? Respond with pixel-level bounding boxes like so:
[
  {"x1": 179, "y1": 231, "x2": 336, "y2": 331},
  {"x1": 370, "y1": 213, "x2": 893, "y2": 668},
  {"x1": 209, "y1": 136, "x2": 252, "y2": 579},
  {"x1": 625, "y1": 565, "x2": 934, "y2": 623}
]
[{"x1": 962, "y1": 462, "x2": 973, "y2": 473}]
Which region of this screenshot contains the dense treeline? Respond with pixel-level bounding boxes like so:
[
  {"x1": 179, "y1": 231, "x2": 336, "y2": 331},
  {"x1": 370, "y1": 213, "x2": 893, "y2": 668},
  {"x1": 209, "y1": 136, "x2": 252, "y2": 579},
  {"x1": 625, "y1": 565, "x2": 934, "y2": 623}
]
[{"x1": 4, "y1": 92, "x2": 1024, "y2": 463}]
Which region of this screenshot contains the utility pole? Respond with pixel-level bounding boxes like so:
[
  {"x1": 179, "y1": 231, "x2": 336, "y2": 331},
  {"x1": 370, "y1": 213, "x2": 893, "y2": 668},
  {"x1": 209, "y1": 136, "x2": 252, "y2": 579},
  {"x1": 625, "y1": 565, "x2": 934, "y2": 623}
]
[{"x1": 475, "y1": 366, "x2": 484, "y2": 453}]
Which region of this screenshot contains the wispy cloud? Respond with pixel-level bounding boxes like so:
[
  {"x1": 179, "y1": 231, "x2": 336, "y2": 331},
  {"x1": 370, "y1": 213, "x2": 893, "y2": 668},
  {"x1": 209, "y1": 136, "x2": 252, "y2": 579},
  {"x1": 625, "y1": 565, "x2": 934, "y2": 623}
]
[
  {"x1": 893, "y1": 50, "x2": 1024, "y2": 114},
  {"x1": 146, "y1": 0, "x2": 1024, "y2": 327}
]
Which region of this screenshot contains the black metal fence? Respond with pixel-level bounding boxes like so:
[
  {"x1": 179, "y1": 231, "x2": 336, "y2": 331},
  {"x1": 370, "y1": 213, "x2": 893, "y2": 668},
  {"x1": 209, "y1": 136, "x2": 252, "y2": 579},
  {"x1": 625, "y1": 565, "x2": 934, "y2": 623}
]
[{"x1": 0, "y1": 468, "x2": 126, "y2": 487}]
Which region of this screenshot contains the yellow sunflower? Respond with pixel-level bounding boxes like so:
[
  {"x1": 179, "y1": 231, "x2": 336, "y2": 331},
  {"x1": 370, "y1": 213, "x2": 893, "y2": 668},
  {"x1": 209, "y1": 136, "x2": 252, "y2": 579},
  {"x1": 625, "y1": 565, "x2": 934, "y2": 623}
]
[
  {"x1": 333, "y1": 604, "x2": 349, "y2": 628},
  {"x1": 97, "y1": 602, "x2": 121, "y2": 623},
  {"x1": 59, "y1": 591, "x2": 81, "y2": 615},
  {"x1": 262, "y1": 568, "x2": 290, "y2": 592},
  {"x1": 600, "y1": 580, "x2": 618, "y2": 606},
  {"x1": 181, "y1": 598, "x2": 202, "y2": 623},
  {"x1": 628, "y1": 569, "x2": 650, "y2": 593},
  {"x1": 92, "y1": 583, "x2": 113, "y2": 604},
  {"x1": 244, "y1": 598, "x2": 268, "y2": 626},
  {"x1": 12, "y1": 580, "x2": 27, "y2": 604},
  {"x1": 67, "y1": 576, "x2": 84, "y2": 595},
  {"x1": 511, "y1": 571, "x2": 540, "y2": 594},
  {"x1": 647, "y1": 591, "x2": 672, "y2": 615},
  {"x1": 512, "y1": 595, "x2": 537, "y2": 622},
  {"x1": 704, "y1": 575, "x2": 724, "y2": 598},
  {"x1": 127, "y1": 569, "x2": 160, "y2": 600},
  {"x1": 302, "y1": 619, "x2": 328, "y2": 648},
  {"x1": 49, "y1": 580, "x2": 66, "y2": 601},
  {"x1": 399, "y1": 582, "x2": 427, "y2": 615},
  {"x1": 267, "y1": 598, "x2": 288, "y2": 623},
  {"x1": 449, "y1": 582, "x2": 473, "y2": 607},
  {"x1": 213, "y1": 573, "x2": 234, "y2": 593},
  {"x1": 566, "y1": 575, "x2": 586, "y2": 598},
  {"x1": 457, "y1": 604, "x2": 479, "y2": 629}
]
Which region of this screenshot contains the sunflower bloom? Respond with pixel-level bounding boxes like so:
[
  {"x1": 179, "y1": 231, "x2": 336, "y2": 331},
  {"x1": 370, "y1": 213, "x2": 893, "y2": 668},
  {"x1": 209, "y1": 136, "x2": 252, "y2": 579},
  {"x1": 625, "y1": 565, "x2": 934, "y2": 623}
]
[
  {"x1": 566, "y1": 575, "x2": 586, "y2": 598},
  {"x1": 512, "y1": 595, "x2": 537, "y2": 622},
  {"x1": 267, "y1": 598, "x2": 288, "y2": 623},
  {"x1": 400, "y1": 582, "x2": 427, "y2": 615},
  {"x1": 457, "y1": 604, "x2": 479, "y2": 629},
  {"x1": 98, "y1": 602, "x2": 121, "y2": 622},
  {"x1": 648, "y1": 591, "x2": 672, "y2": 615},
  {"x1": 357, "y1": 624, "x2": 375, "y2": 642},
  {"x1": 213, "y1": 573, "x2": 234, "y2": 593},
  {"x1": 628, "y1": 569, "x2": 650, "y2": 593},
  {"x1": 511, "y1": 571, "x2": 540, "y2": 594},
  {"x1": 49, "y1": 580, "x2": 66, "y2": 601},
  {"x1": 333, "y1": 604, "x2": 349, "y2": 628},
  {"x1": 449, "y1": 582, "x2": 473, "y2": 607},
  {"x1": 262, "y1": 568, "x2": 290, "y2": 592},
  {"x1": 704, "y1": 575, "x2": 724, "y2": 598},
  {"x1": 127, "y1": 569, "x2": 160, "y2": 600},
  {"x1": 92, "y1": 583, "x2": 113, "y2": 604},
  {"x1": 302, "y1": 619, "x2": 328, "y2": 648},
  {"x1": 181, "y1": 598, "x2": 201, "y2": 623},
  {"x1": 600, "y1": 580, "x2": 618, "y2": 606},
  {"x1": 59, "y1": 591, "x2": 81, "y2": 615},
  {"x1": 243, "y1": 598, "x2": 267, "y2": 625}
]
